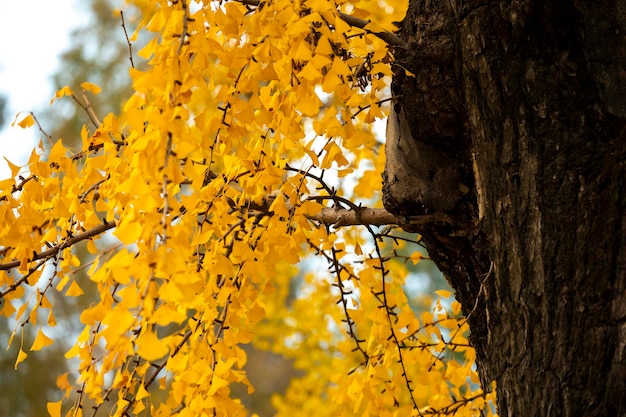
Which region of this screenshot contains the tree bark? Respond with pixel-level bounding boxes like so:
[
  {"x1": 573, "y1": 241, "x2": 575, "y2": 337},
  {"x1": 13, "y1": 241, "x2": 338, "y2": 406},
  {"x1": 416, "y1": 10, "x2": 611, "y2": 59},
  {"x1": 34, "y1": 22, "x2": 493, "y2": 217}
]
[{"x1": 384, "y1": 1, "x2": 626, "y2": 415}]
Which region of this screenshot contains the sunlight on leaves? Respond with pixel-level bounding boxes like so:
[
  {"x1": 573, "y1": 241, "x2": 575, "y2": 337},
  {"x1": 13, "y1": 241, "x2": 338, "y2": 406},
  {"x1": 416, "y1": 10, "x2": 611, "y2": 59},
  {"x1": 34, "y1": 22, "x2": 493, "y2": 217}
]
[{"x1": 0, "y1": 0, "x2": 497, "y2": 416}]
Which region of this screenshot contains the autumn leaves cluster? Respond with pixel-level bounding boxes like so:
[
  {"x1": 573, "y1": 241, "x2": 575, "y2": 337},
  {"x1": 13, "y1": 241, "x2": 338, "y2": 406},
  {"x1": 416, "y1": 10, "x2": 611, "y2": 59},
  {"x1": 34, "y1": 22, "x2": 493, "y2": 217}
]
[{"x1": 1, "y1": 0, "x2": 495, "y2": 416}]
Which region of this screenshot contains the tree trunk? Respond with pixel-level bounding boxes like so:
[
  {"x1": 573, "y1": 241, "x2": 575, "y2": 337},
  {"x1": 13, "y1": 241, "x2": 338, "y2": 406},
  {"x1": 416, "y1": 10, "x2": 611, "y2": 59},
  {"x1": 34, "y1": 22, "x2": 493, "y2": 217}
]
[{"x1": 384, "y1": 1, "x2": 626, "y2": 415}]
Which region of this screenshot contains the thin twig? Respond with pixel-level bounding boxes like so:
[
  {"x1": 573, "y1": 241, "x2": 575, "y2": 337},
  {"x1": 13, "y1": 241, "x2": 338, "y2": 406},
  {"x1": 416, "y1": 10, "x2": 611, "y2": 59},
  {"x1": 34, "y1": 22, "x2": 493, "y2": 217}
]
[
  {"x1": 29, "y1": 112, "x2": 54, "y2": 147},
  {"x1": 80, "y1": 91, "x2": 101, "y2": 127},
  {"x1": 351, "y1": 96, "x2": 399, "y2": 119},
  {"x1": 78, "y1": 177, "x2": 108, "y2": 203},
  {"x1": 11, "y1": 175, "x2": 38, "y2": 194},
  {"x1": 178, "y1": 0, "x2": 189, "y2": 55},
  {"x1": 161, "y1": 135, "x2": 173, "y2": 241},
  {"x1": 329, "y1": 241, "x2": 370, "y2": 366},
  {"x1": 70, "y1": 94, "x2": 99, "y2": 128},
  {"x1": 366, "y1": 224, "x2": 422, "y2": 415},
  {"x1": 120, "y1": 11, "x2": 135, "y2": 69}
]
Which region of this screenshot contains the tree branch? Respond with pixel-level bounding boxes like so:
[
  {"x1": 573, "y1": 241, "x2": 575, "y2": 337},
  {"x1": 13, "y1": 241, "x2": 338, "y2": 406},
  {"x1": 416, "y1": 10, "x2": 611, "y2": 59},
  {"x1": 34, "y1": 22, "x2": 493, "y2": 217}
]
[
  {"x1": 304, "y1": 200, "x2": 450, "y2": 228},
  {"x1": 315, "y1": 206, "x2": 398, "y2": 226},
  {"x1": 0, "y1": 220, "x2": 116, "y2": 272}
]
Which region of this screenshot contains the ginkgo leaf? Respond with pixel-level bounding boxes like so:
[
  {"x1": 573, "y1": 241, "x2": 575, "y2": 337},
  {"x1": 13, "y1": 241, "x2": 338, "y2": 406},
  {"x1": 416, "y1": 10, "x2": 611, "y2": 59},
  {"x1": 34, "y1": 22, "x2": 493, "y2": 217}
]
[
  {"x1": 298, "y1": 200, "x2": 323, "y2": 216},
  {"x1": 114, "y1": 218, "x2": 143, "y2": 244},
  {"x1": 435, "y1": 290, "x2": 452, "y2": 298},
  {"x1": 56, "y1": 275, "x2": 70, "y2": 292},
  {"x1": 15, "y1": 114, "x2": 34, "y2": 129},
  {"x1": 47, "y1": 309, "x2": 56, "y2": 327},
  {"x1": 246, "y1": 303, "x2": 266, "y2": 324},
  {"x1": 208, "y1": 375, "x2": 230, "y2": 395},
  {"x1": 3, "y1": 157, "x2": 21, "y2": 177},
  {"x1": 47, "y1": 400, "x2": 63, "y2": 417},
  {"x1": 14, "y1": 349, "x2": 27, "y2": 369},
  {"x1": 50, "y1": 85, "x2": 74, "y2": 104},
  {"x1": 135, "y1": 330, "x2": 169, "y2": 361},
  {"x1": 452, "y1": 301, "x2": 462, "y2": 316},
  {"x1": 86, "y1": 239, "x2": 98, "y2": 254},
  {"x1": 355, "y1": 242, "x2": 363, "y2": 256},
  {"x1": 80, "y1": 81, "x2": 101, "y2": 94},
  {"x1": 31, "y1": 328, "x2": 54, "y2": 351},
  {"x1": 136, "y1": 384, "x2": 150, "y2": 401},
  {"x1": 48, "y1": 140, "x2": 67, "y2": 162},
  {"x1": 66, "y1": 281, "x2": 84, "y2": 297},
  {"x1": 1, "y1": 301, "x2": 16, "y2": 318},
  {"x1": 56, "y1": 372, "x2": 72, "y2": 396}
]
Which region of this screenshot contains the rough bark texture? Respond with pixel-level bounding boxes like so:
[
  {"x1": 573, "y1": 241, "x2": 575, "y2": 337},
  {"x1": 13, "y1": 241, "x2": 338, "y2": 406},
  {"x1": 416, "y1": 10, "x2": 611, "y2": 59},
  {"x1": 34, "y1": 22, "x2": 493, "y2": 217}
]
[{"x1": 383, "y1": 1, "x2": 626, "y2": 416}]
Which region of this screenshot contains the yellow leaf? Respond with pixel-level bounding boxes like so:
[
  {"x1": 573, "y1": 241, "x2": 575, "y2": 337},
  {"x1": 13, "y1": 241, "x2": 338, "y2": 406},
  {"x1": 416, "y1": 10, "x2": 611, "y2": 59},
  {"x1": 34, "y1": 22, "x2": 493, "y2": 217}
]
[
  {"x1": 56, "y1": 275, "x2": 70, "y2": 292},
  {"x1": 64, "y1": 343, "x2": 80, "y2": 360},
  {"x1": 269, "y1": 196, "x2": 290, "y2": 218},
  {"x1": 246, "y1": 303, "x2": 265, "y2": 324},
  {"x1": 66, "y1": 281, "x2": 84, "y2": 297},
  {"x1": 56, "y1": 372, "x2": 72, "y2": 395},
  {"x1": 114, "y1": 218, "x2": 143, "y2": 244},
  {"x1": 315, "y1": 36, "x2": 334, "y2": 55},
  {"x1": 133, "y1": 401, "x2": 146, "y2": 414},
  {"x1": 48, "y1": 140, "x2": 67, "y2": 162},
  {"x1": 363, "y1": 20, "x2": 386, "y2": 35},
  {"x1": 136, "y1": 384, "x2": 150, "y2": 400},
  {"x1": 135, "y1": 330, "x2": 169, "y2": 361},
  {"x1": 146, "y1": 9, "x2": 167, "y2": 32},
  {"x1": 86, "y1": 239, "x2": 98, "y2": 254},
  {"x1": 15, "y1": 114, "x2": 35, "y2": 129},
  {"x1": 297, "y1": 200, "x2": 323, "y2": 216},
  {"x1": 452, "y1": 301, "x2": 462, "y2": 315},
  {"x1": 298, "y1": 62, "x2": 323, "y2": 82},
  {"x1": 435, "y1": 290, "x2": 452, "y2": 298},
  {"x1": 294, "y1": 41, "x2": 313, "y2": 61},
  {"x1": 31, "y1": 328, "x2": 54, "y2": 351},
  {"x1": 80, "y1": 82, "x2": 101, "y2": 94},
  {"x1": 409, "y1": 251, "x2": 422, "y2": 265},
  {"x1": 211, "y1": 255, "x2": 233, "y2": 275},
  {"x1": 3, "y1": 157, "x2": 21, "y2": 177},
  {"x1": 208, "y1": 375, "x2": 229, "y2": 395},
  {"x1": 14, "y1": 349, "x2": 27, "y2": 369},
  {"x1": 47, "y1": 399, "x2": 63, "y2": 417},
  {"x1": 47, "y1": 310, "x2": 57, "y2": 327},
  {"x1": 51, "y1": 85, "x2": 74, "y2": 104},
  {"x1": 42, "y1": 227, "x2": 59, "y2": 243},
  {"x1": 1, "y1": 301, "x2": 16, "y2": 318}
]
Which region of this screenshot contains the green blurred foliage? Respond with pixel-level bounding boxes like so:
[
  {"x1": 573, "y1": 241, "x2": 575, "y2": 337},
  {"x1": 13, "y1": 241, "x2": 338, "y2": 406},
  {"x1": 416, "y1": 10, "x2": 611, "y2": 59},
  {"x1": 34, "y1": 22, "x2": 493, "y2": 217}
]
[
  {"x1": 0, "y1": 95, "x2": 6, "y2": 128},
  {"x1": 43, "y1": 0, "x2": 146, "y2": 147}
]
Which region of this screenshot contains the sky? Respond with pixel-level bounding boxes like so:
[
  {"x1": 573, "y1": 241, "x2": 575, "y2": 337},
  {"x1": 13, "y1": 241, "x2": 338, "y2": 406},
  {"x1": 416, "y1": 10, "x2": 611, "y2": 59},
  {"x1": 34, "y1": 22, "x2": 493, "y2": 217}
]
[{"x1": 0, "y1": 0, "x2": 81, "y2": 178}]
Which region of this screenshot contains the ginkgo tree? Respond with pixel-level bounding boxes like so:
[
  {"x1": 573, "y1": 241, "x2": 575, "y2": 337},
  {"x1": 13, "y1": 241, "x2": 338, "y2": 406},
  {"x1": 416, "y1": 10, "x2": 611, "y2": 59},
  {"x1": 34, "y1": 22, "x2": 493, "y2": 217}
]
[{"x1": 1, "y1": 1, "x2": 495, "y2": 417}]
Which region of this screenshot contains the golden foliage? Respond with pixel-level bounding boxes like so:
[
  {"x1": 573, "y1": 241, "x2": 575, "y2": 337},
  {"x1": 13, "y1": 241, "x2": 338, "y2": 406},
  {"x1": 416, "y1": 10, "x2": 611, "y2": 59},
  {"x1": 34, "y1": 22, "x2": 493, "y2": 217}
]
[{"x1": 0, "y1": 0, "x2": 496, "y2": 416}]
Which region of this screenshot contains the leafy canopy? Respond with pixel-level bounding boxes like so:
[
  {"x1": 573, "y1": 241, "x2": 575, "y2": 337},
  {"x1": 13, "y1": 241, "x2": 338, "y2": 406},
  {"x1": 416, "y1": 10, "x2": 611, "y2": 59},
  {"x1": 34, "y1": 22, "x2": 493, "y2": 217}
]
[{"x1": 1, "y1": 0, "x2": 496, "y2": 416}]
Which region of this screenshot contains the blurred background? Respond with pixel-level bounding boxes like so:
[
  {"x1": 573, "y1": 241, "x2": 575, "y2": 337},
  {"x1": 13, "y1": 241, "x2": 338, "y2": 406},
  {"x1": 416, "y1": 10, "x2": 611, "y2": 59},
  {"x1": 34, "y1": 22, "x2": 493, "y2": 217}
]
[{"x1": 0, "y1": 1, "x2": 78, "y2": 178}]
